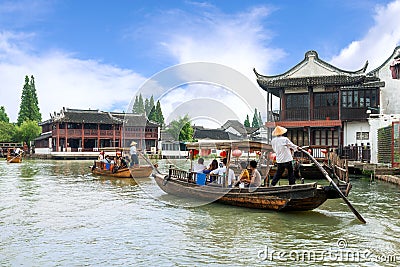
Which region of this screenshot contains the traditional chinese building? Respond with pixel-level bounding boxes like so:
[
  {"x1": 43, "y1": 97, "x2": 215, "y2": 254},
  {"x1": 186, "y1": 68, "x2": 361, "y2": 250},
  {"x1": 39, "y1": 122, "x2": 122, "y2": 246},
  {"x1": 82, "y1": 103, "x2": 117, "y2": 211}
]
[
  {"x1": 254, "y1": 50, "x2": 384, "y2": 153},
  {"x1": 35, "y1": 108, "x2": 159, "y2": 154}
]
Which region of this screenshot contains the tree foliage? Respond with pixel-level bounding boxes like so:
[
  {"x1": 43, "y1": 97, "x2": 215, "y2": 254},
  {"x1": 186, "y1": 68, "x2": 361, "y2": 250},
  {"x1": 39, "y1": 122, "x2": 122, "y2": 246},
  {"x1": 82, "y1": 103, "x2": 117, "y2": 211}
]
[
  {"x1": 154, "y1": 100, "x2": 164, "y2": 126},
  {"x1": 14, "y1": 120, "x2": 41, "y2": 145},
  {"x1": 166, "y1": 115, "x2": 194, "y2": 142},
  {"x1": 0, "y1": 106, "x2": 9, "y2": 123},
  {"x1": 17, "y1": 75, "x2": 41, "y2": 125},
  {"x1": 244, "y1": 115, "x2": 250, "y2": 127},
  {"x1": 0, "y1": 121, "x2": 15, "y2": 142},
  {"x1": 251, "y1": 108, "x2": 260, "y2": 128}
]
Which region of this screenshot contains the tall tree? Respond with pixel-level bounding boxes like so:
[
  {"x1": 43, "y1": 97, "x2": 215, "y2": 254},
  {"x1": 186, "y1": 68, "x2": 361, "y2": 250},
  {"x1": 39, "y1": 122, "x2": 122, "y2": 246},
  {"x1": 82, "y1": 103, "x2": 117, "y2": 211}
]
[
  {"x1": 132, "y1": 96, "x2": 139, "y2": 113},
  {"x1": 166, "y1": 115, "x2": 193, "y2": 142},
  {"x1": 17, "y1": 75, "x2": 41, "y2": 125},
  {"x1": 0, "y1": 106, "x2": 9, "y2": 123},
  {"x1": 144, "y1": 98, "x2": 150, "y2": 115},
  {"x1": 137, "y1": 94, "x2": 145, "y2": 114},
  {"x1": 251, "y1": 108, "x2": 260, "y2": 128},
  {"x1": 148, "y1": 95, "x2": 156, "y2": 120},
  {"x1": 258, "y1": 111, "x2": 263, "y2": 127},
  {"x1": 244, "y1": 115, "x2": 250, "y2": 127},
  {"x1": 29, "y1": 75, "x2": 41, "y2": 122}
]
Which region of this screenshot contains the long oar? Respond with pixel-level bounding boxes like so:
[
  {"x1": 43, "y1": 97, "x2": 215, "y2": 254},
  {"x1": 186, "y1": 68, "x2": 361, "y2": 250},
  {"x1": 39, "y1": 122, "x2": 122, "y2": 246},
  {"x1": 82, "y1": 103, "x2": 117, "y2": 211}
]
[
  {"x1": 301, "y1": 148, "x2": 366, "y2": 224},
  {"x1": 7, "y1": 151, "x2": 23, "y2": 163},
  {"x1": 137, "y1": 151, "x2": 162, "y2": 175}
]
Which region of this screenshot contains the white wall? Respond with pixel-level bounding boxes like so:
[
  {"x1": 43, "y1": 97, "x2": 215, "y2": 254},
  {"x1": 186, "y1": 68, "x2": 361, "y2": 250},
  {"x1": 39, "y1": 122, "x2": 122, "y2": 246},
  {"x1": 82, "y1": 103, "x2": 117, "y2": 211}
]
[{"x1": 343, "y1": 121, "x2": 371, "y2": 146}]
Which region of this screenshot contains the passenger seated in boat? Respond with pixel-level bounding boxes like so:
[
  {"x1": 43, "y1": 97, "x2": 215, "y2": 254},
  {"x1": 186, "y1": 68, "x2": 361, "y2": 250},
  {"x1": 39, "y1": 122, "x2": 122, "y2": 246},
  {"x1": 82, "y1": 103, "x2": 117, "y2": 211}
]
[
  {"x1": 234, "y1": 161, "x2": 250, "y2": 187},
  {"x1": 203, "y1": 159, "x2": 218, "y2": 174},
  {"x1": 192, "y1": 157, "x2": 206, "y2": 173},
  {"x1": 210, "y1": 158, "x2": 235, "y2": 187},
  {"x1": 248, "y1": 160, "x2": 261, "y2": 188}
]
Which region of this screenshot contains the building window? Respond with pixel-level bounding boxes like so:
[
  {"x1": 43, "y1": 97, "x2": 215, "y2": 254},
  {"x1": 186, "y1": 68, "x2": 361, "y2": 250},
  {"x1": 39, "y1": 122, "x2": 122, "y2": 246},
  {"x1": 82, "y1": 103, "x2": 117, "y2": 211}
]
[
  {"x1": 286, "y1": 94, "x2": 309, "y2": 109},
  {"x1": 313, "y1": 128, "x2": 338, "y2": 146},
  {"x1": 341, "y1": 89, "x2": 377, "y2": 108},
  {"x1": 356, "y1": 132, "x2": 369, "y2": 140},
  {"x1": 314, "y1": 92, "x2": 338, "y2": 107}
]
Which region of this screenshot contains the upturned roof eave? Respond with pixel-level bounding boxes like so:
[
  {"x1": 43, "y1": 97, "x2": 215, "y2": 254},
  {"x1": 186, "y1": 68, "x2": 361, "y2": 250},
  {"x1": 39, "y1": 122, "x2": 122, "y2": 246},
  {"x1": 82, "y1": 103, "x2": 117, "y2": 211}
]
[{"x1": 254, "y1": 50, "x2": 368, "y2": 82}]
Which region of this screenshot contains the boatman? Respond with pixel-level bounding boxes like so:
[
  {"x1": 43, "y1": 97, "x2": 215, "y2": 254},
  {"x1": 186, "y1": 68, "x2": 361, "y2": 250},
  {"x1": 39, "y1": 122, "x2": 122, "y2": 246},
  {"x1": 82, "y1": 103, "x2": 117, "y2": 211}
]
[
  {"x1": 130, "y1": 141, "x2": 139, "y2": 167},
  {"x1": 270, "y1": 126, "x2": 302, "y2": 186}
]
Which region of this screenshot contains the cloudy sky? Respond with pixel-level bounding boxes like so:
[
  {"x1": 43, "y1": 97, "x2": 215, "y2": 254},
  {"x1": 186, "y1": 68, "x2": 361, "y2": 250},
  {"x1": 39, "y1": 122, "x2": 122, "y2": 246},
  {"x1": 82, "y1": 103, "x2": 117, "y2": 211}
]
[{"x1": 1, "y1": 0, "x2": 400, "y2": 125}]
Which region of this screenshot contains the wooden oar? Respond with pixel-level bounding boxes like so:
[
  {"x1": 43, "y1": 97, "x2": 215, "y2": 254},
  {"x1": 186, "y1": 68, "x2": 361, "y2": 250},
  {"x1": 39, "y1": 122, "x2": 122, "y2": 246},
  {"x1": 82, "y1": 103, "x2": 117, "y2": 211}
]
[
  {"x1": 301, "y1": 148, "x2": 366, "y2": 224},
  {"x1": 7, "y1": 151, "x2": 23, "y2": 163}
]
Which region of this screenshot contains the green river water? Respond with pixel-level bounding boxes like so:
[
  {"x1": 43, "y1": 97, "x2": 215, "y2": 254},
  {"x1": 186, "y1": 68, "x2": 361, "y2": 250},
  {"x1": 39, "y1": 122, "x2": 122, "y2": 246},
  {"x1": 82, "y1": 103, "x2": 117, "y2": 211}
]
[{"x1": 0, "y1": 159, "x2": 399, "y2": 266}]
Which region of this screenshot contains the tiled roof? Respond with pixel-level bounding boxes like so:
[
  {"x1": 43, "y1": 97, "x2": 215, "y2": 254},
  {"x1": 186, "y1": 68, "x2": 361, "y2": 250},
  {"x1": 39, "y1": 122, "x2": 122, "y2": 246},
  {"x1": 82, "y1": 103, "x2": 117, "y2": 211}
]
[
  {"x1": 51, "y1": 108, "x2": 120, "y2": 124},
  {"x1": 194, "y1": 128, "x2": 241, "y2": 140},
  {"x1": 253, "y1": 50, "x2": 380, "y2": 96}
]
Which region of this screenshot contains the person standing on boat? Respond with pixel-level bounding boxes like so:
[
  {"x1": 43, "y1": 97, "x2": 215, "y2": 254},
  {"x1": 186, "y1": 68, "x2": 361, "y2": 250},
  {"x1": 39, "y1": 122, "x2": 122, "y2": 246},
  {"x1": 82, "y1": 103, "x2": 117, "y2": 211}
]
[
  {"x1": 270, "y1": 126, "x2": 301, "y2": 186},
  {"x1": 130, "y1": 141, "x2": 139, "y2": 167}
]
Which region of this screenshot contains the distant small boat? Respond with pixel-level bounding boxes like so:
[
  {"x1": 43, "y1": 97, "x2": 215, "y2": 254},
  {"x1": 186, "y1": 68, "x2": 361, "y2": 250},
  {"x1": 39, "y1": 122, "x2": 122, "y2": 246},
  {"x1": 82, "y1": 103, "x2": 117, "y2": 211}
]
[
  {"x1": 90, "y1": 147, "x2": 153, "y2": 178},
  {"x1": 6, "y1": 148, "x2": 23, "y2": 163}
]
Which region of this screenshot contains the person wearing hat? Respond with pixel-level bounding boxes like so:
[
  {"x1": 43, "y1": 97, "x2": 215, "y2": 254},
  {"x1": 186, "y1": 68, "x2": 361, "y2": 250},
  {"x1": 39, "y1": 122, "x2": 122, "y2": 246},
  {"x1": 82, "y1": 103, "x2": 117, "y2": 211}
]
[
  {"x1": 130, "y1": 141, "x2": 139, "y2": 167},
  {"x1": 270, "y1": 126, "x2": 301, "y2": 186}
]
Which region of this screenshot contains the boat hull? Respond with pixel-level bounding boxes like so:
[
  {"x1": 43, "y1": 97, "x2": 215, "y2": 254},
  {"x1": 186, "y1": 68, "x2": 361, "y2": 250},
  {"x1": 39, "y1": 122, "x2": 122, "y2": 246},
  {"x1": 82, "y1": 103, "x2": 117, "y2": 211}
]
[
  {"x1": 91, "y1": 163, "x2": 153, "y2": 178},
  {"x1": 154, "y1": 173, "x2": 332, "y2": 211},
  {"x1": 6, "y1": 156, "x2": 22, "y2": 163}
]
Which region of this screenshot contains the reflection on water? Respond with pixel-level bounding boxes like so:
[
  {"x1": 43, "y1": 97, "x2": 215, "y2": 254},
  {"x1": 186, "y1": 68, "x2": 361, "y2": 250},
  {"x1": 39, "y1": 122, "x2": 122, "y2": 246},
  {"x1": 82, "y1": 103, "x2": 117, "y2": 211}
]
[{"x1": 0, "y1": 159, "x2": 399, "y2": 266}]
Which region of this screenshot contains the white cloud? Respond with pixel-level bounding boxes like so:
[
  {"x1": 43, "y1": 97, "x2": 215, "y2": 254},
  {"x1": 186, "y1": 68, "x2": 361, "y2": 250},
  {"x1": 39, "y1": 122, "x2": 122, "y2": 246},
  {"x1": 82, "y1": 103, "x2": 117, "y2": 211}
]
[
  {"x1": 161, "y1": 6, "x2": 284, "y2": 79},
  {"x1": 330, "y1": 0, "x2": 400, "y2": 71},
  {"x1": 0, "y1": 32, "x2": 145, "y2": 122}
]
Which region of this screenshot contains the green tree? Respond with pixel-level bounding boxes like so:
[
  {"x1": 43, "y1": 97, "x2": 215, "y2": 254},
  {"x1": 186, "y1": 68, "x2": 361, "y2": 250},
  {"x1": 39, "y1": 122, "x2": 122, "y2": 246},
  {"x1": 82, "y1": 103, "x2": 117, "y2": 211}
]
[
  {"x1": 154, "y1": 100, "x2": 164, "y2": 126},
  {"x1": 144, "y1": 98, "x2": 150, "y2": 115},
  {"x1": 17, "y1": 75, "x2": 41, "y2": 125},
  {"x1": 252, "y1": 108, "x2": 259, "y2": 128},
  {"x1": 0, "y1": 106, "x2": 9, "y2": 122},
  {"x1": 137, "y1": 94, "x2": 145, "y2": 114},
  {"x1": 244, "y1": 115, "x2": 250, "y2": 127},
  {"x1": 166, "y1": 115, "x2": 193, "y2": 142},
  {"x1": 258, "y1": 111, "x2": 263, "y2": 127},
  {"x1": 14, "y1": 120, "x2": 41, "y2": 146},
  {"x1": 132, "y1": 96, "x2": 139, "y2": 113},
  {"x1": 29, "y1": 75, "x2": 41, "y2": 122},
  {"x1": 0, "y1": 121, "x2": 15, "y2": 142}
]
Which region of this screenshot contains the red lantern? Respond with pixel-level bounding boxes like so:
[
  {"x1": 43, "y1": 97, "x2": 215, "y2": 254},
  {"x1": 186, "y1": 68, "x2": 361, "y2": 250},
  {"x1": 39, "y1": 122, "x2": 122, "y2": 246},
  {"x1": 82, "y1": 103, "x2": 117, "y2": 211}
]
[
  {"x1": 201, "y1": 149, "x2": 211, "y2": 156},
  {"x1": 219, "y1": 151, "x2": 227, "y2": 157},
  {"x1": 269, "y1": 152, "x2": 276, "y2": 162},
  {"x1": 232, "y1": 149, "x2": 242, "y2": 158}
]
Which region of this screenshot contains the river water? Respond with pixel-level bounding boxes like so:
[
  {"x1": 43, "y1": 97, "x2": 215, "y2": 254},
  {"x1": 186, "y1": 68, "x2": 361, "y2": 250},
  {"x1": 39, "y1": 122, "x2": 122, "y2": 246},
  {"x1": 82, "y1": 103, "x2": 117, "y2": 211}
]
[{"x1": 0, "y1": 159, "x2": 399, "y2": 266}]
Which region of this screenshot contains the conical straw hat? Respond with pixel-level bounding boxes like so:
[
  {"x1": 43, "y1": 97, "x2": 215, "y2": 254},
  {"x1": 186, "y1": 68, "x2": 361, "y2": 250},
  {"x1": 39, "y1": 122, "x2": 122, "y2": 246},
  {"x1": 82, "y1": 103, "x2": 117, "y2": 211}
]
[
  {"x1": 272, "y1": 126, "x2": 287, "y2": 136},
  {"x1": 130, "y1": 141, "x2": 137, "y2": 146}
]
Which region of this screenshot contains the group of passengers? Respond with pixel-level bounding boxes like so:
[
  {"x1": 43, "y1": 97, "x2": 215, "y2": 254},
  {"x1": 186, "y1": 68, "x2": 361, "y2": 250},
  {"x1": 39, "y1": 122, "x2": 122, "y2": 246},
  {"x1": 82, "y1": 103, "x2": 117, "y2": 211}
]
[
  {"x1": 97, "y1": 151, "x2": 128, "y2": 171},
  {"x1": 192, "y1": 157, "x2": 261, "y2": 188}
]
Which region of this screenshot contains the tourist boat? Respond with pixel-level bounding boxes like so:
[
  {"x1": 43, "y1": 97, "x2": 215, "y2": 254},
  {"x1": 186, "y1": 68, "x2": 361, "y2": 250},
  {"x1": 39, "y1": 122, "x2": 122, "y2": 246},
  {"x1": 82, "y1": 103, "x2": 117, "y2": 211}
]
[
  {"x1": 154, "y1": 140, "x2": 352, "y2": 212},
  {"x1": 6, "y1": 148, "x2": 23, "y2": 163},
  {"x1": 90, "y1": 148, "x2": 153, "y2": 178}
]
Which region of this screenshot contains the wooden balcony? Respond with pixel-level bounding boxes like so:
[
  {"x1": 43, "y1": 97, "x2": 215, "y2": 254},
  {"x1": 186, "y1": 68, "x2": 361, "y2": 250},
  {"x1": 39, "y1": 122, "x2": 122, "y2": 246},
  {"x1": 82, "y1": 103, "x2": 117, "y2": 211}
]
[
  {"x1": 52, "y1": 129, "x2": 121, "y2": 138},
  {"x1": 272, "y1": 107, "x2": 339, "y2": 121}
]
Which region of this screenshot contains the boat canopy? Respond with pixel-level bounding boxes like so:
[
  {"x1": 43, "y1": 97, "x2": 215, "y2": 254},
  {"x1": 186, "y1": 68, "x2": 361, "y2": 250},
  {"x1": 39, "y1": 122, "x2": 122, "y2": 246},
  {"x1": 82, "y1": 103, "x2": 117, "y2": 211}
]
[{"x1": 185, "y1": 140, "x2": 272, "y2": 151}]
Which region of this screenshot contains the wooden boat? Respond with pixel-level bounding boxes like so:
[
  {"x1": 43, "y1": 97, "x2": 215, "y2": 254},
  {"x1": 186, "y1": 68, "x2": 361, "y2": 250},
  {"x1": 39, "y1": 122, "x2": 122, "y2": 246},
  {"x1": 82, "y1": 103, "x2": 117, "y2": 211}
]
[
  {"x1": 6, "y1": 148, "x2": 23, "y2": 163},
  {"x1": 154, "y1": 140, "x2": 352, "y2": 212},
  {"x1": 90, "y1": 147, "x2": 153, "y2": 178}
]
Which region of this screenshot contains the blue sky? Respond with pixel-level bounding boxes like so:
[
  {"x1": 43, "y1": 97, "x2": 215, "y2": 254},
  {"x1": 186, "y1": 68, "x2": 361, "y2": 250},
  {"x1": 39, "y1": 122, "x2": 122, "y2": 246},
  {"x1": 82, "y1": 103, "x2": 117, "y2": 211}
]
[{"x1": 1, "y1": 0, "x2": 400, "y2": 125}]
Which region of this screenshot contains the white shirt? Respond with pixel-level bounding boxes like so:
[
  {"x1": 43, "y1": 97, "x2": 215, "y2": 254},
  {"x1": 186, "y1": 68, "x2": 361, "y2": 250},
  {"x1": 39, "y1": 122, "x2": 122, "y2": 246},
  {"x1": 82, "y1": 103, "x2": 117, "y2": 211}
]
[
  {"x1": 192, "y1": 163, "x2": 206, "y2": 173},
  {"x1": 130, "y1": 145, "x2": 137, "y2": 155},
  {"x1": 210, "y1": 166, "x2": 236, "y2": 186},
  {"x1": 271, "y1": 136, "x2": 298, "y2": 163}
]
